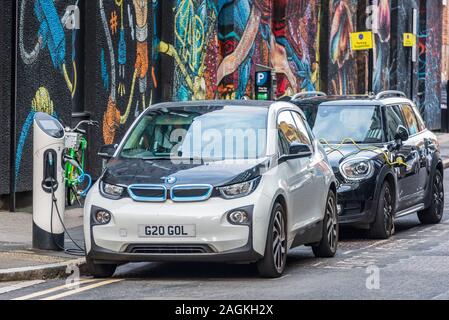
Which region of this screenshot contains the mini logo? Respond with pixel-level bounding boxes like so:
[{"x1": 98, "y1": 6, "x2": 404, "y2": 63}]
[{"x1": 163, "y1": 177, "x2": 177, "y2": 184}]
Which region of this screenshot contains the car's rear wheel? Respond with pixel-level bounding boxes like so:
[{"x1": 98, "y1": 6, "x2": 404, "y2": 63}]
[
  {"x1": 86, "y1": 257, "x2": 117, "y2": 278},
  {"x1": 257, "y1": 202, "x2": 287, "y2": 278},
  {"x1": 369, "y1": 182, "x2": 395, "y2": 239},
  {"x1": 418, "y1": 170, "x2": 444, "y2": 224},
  {"x1": 312, "y1": 190, "x2": 338, "y2": 257}
]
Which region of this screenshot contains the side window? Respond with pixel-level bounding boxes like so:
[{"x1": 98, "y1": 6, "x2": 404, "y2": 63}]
[
  {"x1": 385, "y1": 105, "x2": 407, "y2": 141},
  {"x1": 290, "y1": 111, "x2": 313, "y2": 147},
  {"x1": 277, "y1": 111, "x2": 302, "y2": 155},
  {"x1": 412, "y1": 105, "x2": 426, "y2": 132},
  {"x1": 401, "y1": 104, "x2": 419, "y2": 135}
]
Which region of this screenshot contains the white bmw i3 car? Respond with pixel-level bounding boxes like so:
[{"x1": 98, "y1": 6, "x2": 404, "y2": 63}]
[{"x1": 84, "y1": 100, "x2": 338, "y2": 278}]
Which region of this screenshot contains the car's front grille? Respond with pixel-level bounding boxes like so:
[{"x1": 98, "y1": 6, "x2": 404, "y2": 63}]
[
  {"x1": 126, "y1": 244, "x2": 213, "y2": 254},
  {"x1": 170, "y1": 184, "x2": 213, "y2": 202},
  {"x1": 127, "y1": 185, "x2": 167, "y2": 202}
]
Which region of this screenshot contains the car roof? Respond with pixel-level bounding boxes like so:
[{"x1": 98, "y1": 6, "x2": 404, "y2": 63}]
[
  {"x1": 150, "y1": 100, "x2": 274, "y2": 109},
  {"x1": 292, "y1": 95, "x2": 412, "y2": 107}
]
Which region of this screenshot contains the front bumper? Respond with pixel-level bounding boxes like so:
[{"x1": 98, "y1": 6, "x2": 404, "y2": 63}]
[
  {"x1": 84, "y1": 183, "x2": 271, "y2": 263},
  {"x1": 87, "y1": 243, "x2": 262, "y2": 264},
  {"x1": 337, "y1": 180, "x2": 377, "y2": 226}
]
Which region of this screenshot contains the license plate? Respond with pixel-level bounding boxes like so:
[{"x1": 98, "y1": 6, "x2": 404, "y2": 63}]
[{"x1": 138, "y1": 225, "x2": 196, "y2": 238}]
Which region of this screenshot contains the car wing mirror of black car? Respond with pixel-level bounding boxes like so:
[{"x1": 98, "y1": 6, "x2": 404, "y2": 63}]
[
  {"x1": 98, "y1": 144, "x2": 118, "y2": 160},
  {"x1": 394, "y1": 125, "x2": 409, "y2": 143}
]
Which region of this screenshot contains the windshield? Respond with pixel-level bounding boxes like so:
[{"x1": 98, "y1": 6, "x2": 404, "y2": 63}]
[
  {"x1": 301, "y1": 105, "x2": 383, "y2": 144},
  {"x1": 119, "y1": 106, "x2": 268, "y2": 160}
]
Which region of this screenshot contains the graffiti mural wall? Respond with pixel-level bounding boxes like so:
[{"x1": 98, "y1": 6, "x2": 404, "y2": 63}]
[
  {"x1": 0, "y1": 1, "x2": 13, "y2": 195},
  {"x1": 418, "y1": 0, "x2": 443, "y2": 130},
  {"x1": 1, "y1": 0, "x2": 447, "y2": 196},
  {"x1": 15, "y1": 0, "x2": 81, "y2": 192},
  {"x1": 327, "y1": 0, "x2": 358, "y2": 95},
  {"x1": 85, "y1": 0, "x2": 324, "y2": 177},
  {"x1": 372, "y1": 0, "x2": 391, "y2": 93},
  {"x1": 161, "y1": 0, "x2": 219, "y2": 101}
]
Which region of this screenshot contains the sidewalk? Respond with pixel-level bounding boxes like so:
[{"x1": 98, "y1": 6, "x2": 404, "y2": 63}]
[{"x1": 0, "y1": 208, "x2": 86, "y2": 281}]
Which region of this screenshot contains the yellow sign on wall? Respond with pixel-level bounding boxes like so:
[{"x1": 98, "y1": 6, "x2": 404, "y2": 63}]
[
  {"x1": 350, "y1": 32, "x2": 374, "y2": 51},
  {"x1": 403, "y1": 33, "x2": 416, "y2": 47}
]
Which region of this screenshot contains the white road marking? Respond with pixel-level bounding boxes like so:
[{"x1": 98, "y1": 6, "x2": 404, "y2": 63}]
[
  {"x1": 42, "y1": 279, "x2": 123, "y2": 300},
  {"x1": 0, "y1": 280, "x2": 45, "y2": 295},
  {"x1": 12, "y1": 278, "x2": 97, "y2": 300},
  {"x1": 432, "y1": 290, "x2": 449, "y2": 300},
  {"x1": 342, "y1": 239, "x2": 390, "y2": 255}
]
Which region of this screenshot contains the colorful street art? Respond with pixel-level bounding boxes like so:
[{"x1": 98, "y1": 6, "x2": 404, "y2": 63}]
[
  {"x1": 99, "y1": 0, "x2": 157, "y2": 145},
  {"x1": 15, "y1": 0, "x2": 80, "y2": 191},
  {"x1": 418, "y1": 0, "x2": 443, "y2": 130},
  {"x1": 372, "y1": 0, "x2": 391, "y2": 93},
  {"x1": 159, "y1": 0, "x2": 219, "y2": 101},
  {"x1": 215, "y1": 0, "x2": 320, "y2": 99},
  {"x1": 328, "y1": 0, "x2": 357, "y2": 95}
]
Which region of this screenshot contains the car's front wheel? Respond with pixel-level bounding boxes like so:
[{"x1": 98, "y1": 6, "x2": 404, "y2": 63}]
[
  {"x1": 369, "y1": 181, "x2": 395, "y2": 239},
  {"x1": 418, "y1": 169, "x2": 444, "y2": 224},
  {"x1": 312, "y1": 190, "x2": 338, "y2": 257},
  {"x1": 86, "y1": 257, "x2": 117, "y2": 278},
  {"x1": 257, "y1": 202, "x2": 287, "y2": 278}
]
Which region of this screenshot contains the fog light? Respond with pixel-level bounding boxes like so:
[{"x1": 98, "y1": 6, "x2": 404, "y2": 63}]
[
  {"x1": 95, "y1": 210, "x2": 111, "y2": 225},
  {"x1": 228, "y1": 210, "x2": 249, "y2": 225}
]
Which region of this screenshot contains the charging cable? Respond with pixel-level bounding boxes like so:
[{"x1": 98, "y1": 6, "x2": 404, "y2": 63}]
[
  {"x1": 319, "y1": 137, "x2": 410, "y2": 168},
  {"x1": 50, "y1": 182, "x2": 86, "y2": 256}
]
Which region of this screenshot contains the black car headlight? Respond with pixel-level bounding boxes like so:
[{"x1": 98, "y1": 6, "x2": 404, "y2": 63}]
[
  {"x1": 100, "y1": 181, "x2": 125, "y2": 199},
  {"x1": 218, "y1": 177, "x2": 261, "y2": 199},
  {"x1": 339, "y1": 157, "x2": 374, "y2": 182}
]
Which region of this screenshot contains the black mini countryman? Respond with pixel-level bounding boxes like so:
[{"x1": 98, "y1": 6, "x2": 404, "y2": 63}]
[{"x1": 291, "y1": 91, "x2": 444, "y2": 239}]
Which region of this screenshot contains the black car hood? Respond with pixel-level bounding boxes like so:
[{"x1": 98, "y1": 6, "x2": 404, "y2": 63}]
[
  {"x1": 102, "y1": 157, "x2": 269, "y2": 187},
  {"x1": 324, "y1": 145, "x2": 384, "y2": 173}
]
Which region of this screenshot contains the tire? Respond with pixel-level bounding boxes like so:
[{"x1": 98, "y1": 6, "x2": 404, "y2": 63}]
[
  {"x1": 86, "y1": 257, "x2": 117, "y2": 278},
  {"x1": 257, "y1": 202, "x2": 287, "y2": 278},
  {"x1": 67, "y1": 187, "x2": 77, "y2": 207},
  {"x1": 369, "y1": 181, "x2": 395, "y2": 239},
  {"x1": 418, "y1": 170, "x2": 444, "y2": 224},
  {"x1": 312, "y1": 190, "x2": 338, "y2": 258}
]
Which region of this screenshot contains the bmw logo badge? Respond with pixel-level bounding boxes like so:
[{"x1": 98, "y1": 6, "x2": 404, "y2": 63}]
[{"x1": 165, "y1": 177, "x2": 177, "y2": 184}]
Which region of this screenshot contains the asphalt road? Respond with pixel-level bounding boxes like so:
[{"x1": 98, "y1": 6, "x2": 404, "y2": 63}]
[{"x1": 2, "y1": 173, "x2": 449, "y2": 300}]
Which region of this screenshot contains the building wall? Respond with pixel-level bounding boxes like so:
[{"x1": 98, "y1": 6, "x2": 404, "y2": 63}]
[
  {"x1": 418, "y1": 0, "x2": 443, "y2": 130},
  {"x1": 0, "y1": 0, "x2": 446, "y2": 195},
  {"x1": 14, "y1": 0, "x2": 81, "y2": 192},
  {"x1": 0, "y1": 0, "x2": 13, "y2": 195}
]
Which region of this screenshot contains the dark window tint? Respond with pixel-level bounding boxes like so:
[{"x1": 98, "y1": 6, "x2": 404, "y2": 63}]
[
  {"x1": 385, "y1": 105, "x2": 407, "y2": 141},
  {"x1": 401, "y1": 104, "x2": 419, "y2": 135}
]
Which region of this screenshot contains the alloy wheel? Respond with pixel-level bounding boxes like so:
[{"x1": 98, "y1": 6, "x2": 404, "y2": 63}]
[
  {"x1": 326, "y1": 194, "x2": 338, "y2": 251},
  {"x1": 272, "y1": 210, "x2": 286, "y2": 273},
  {"x1": 383, "y1": 186, "x2": 395, "y2": 236},
  {"x1": 433, "y1": 173, "x2": 444, "y2": 218}
]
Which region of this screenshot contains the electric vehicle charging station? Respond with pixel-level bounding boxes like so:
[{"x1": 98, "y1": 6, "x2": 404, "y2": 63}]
[{"x1": 32, "y1": 112, "x2": 66, "y2": 250}]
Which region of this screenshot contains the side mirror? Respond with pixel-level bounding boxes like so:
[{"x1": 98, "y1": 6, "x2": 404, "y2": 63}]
[
  {"x1": 280, "y1": 142, "x2": 312, "y2": 162},
  {"x1": 98, "y1": 144, "x2": 118, "y2": 160},
  {"x1": 394, "y1": 125, "x2": 409, "y2": 143}
]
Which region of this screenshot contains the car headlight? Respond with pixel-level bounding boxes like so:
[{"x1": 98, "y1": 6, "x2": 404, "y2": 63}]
[
  {"x1": 100, "y1": 181, "x2": 125, "y2": 199},
  {"x1": 339, "y1": 157, "x2": 374, "y2": 182},
  {"x1": 218, "y1": 177, "x2": 260, "y2": 199}
]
